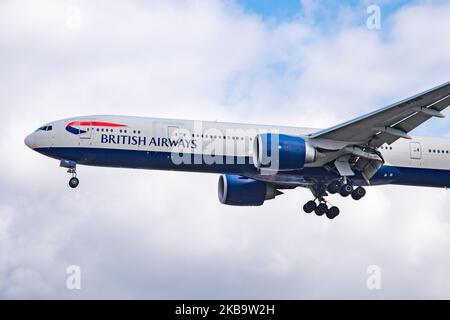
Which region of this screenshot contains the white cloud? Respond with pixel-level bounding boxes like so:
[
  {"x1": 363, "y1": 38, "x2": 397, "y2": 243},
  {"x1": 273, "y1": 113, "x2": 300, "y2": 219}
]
[{"x1": 1, "y1": 0, "x2": 450, "y2": 299}]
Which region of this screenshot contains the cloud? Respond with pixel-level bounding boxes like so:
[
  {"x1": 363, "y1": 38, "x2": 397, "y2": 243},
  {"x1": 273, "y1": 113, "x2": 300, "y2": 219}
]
[{"x1": 1, "y1": 0, "x2": 450, "y2": 299}]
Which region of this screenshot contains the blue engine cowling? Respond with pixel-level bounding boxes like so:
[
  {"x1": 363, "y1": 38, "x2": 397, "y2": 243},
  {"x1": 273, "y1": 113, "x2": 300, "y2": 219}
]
[
  {"x1": 218, "y1": 174, "x2": 281, "y2": 206},
  {"x1": 253, "y1": 133, "x2": 316, "y2": 170}
]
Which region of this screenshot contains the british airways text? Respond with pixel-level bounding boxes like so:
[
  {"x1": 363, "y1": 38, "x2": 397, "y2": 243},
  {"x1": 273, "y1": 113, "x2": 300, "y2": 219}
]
[{"x1": 101, "y1": 134, "x2": 198, "y2": 149}]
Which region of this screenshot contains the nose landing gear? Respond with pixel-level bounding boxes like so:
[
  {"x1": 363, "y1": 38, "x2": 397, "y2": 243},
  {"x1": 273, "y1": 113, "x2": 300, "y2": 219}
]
[
  {"x1": 68, "y1": 168, "x2": 79, "y2": 189},
  {"x1": 60, "y1": 160, "x2": 79, "y2": 189}
]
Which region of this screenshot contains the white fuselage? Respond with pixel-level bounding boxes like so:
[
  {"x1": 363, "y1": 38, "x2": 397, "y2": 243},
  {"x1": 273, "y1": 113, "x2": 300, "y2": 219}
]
[{"x1": 24, "y1": 115, "x2": 450, "y2": 188}]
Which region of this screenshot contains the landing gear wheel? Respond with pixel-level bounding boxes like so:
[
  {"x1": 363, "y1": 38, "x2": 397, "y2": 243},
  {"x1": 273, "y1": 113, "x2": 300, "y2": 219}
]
[
  {"x1": 326, "y1": 206, "x2": 340, "y2": 219},
  {"x1": 340, "y1": 184, "x2": 353, "y2": 197},
  {"x1": 69, "y1": 177, "x2": 80, "y2": 189},
  {"x1": 327, "y1": 181, "x2": 341, "y2": 194},
  {"x1": 351, "y1": 187, "x2": 366, "y2": 200},
  {"x1": 303, "y1": 201, "x2": 317, "y2": 214},
  {"x1": 315, "y1": 203, "x2": 328, "y2": 216},
  {"x1": 66, "y1": 166, "x2": 79, "y2": 189}
]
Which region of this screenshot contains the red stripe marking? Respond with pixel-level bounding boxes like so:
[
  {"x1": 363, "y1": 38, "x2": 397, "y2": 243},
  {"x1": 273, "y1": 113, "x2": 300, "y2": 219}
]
[{"x1": 67, "y1": 121, "x2": 127, "y2": 127}]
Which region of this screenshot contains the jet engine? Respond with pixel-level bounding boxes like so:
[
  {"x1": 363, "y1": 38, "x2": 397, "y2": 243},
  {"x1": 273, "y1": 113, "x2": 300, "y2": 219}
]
[
  {"x1": 218, "y1": 174, "x2": 282, "y2": 206},
  {"x1": 253, "y1": 133, "x2": 316, "y2": 170}
]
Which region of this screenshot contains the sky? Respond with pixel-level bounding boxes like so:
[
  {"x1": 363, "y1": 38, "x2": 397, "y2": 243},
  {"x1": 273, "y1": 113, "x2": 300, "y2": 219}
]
[{"x1": 1, "y1": 0, "x2": 450, "y2": 299}]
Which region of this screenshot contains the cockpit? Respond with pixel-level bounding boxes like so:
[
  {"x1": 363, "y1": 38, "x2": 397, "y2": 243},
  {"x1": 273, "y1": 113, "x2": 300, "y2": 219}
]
[{"x1": 36, "y1": 125, "x2": 53, "y2": 132}]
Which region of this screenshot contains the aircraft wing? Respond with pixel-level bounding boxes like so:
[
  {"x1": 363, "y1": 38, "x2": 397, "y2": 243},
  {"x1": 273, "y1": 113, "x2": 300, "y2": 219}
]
[{"x1": 309, "y1": 81, "x2": 450, "y2": 147}]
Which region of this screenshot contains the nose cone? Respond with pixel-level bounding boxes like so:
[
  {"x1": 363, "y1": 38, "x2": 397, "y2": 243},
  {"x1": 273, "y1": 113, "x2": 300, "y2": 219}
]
[{"x1": 24, "y1": 134, "x2": 35, "y2": 149}]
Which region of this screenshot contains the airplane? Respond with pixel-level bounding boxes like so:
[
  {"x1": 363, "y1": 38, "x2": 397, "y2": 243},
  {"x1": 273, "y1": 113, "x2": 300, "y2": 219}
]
[{"x1": 24, "y1": 82, "x2": 450, "y2": 219}]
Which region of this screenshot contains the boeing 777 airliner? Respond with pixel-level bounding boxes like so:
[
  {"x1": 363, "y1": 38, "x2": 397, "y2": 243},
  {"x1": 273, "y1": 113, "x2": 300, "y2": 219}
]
[{"x1": 25, "y1": 82, "x2": 450, "y2": 219}]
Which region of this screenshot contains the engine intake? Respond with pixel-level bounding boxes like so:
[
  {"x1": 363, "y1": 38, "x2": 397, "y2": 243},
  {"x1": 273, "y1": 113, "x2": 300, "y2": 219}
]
[
  {"x1": 218, "y1": 174, "x2": 281, "y2": 206},
  {"x1": 253, "y1": 133, "x2": 316, "y2": 170}
]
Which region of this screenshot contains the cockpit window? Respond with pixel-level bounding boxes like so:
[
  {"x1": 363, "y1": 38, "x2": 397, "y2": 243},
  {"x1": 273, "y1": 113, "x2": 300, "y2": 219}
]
[{"x1": 37, "y1": 126, "x2": 53, "y2": 132}]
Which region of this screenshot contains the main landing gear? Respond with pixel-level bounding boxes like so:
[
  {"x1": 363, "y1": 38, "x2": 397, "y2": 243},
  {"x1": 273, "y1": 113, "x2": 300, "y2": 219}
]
[
  {"x1": 326, "y1": 180, "x2": 366, "y2": 200},
  {"x1": 303, "y1": 199, "x2": 340, "y2": 219},
  {"x1": 303, "y1": 179, "x2": 367, "y2": 219}
]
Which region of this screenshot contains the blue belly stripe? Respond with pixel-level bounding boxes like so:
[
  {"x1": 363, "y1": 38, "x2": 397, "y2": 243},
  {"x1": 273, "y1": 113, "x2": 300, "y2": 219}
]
[{"x1": 35, "y1": 147, "x2": 450, "y2": 188}]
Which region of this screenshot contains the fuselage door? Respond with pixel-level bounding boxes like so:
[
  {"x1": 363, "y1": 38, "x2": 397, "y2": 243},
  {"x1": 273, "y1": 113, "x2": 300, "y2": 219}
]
[
  {"x1": 78, "y1": 122, "x2": 92, "y2": 139},
  {"x1": 410, "y1": 142, "x2": 422, "y2": 160},
  {"x1": 167, "y1": 126, "x2": 179, "y2": 139}
]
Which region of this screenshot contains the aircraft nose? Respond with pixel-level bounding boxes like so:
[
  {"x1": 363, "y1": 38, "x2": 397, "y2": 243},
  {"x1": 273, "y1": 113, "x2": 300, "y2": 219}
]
[{"x1": 24, "y1": 134, "x2": 35, "y2": 149}]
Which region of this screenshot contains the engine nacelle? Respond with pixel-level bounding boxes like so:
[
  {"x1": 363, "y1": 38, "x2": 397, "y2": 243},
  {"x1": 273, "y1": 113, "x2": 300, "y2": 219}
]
[
  {"x1": 218, "y1": 174, "x2": 281, "y2": 206},
  {"x1": 253, "y1": 133, "x2": 316, "y2": 170}
]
